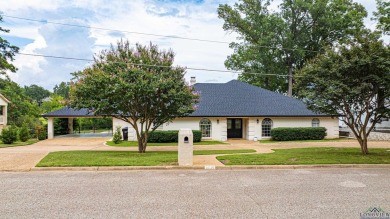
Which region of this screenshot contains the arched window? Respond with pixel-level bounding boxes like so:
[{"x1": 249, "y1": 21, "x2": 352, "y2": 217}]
[
  {"x1": 199, "y1": 118, "x2": 211, "y2": 138},
  {"x1": 262, "y1": 118, "x2": 273, "y2": 137},
  {"x1": 312, "y1": 118, "x2": 320, "y2": 127}
]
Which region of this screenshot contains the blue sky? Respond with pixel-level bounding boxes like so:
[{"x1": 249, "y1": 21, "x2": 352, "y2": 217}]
[{"x1": 0, "y1": 0, "x2": 384, "y2": 91}]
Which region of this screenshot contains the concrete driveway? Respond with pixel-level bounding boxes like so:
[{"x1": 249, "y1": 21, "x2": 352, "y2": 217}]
[
  {"x1": 1, "y1": 138, "x2": 389, "y2": 171},
  {"x1": 0, "y1": 138, "x2": 110, "y2": 171}
]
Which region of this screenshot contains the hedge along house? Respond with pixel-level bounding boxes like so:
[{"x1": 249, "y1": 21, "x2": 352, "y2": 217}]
[
  {"x1": 113, "y1": 80, "x2": 339, "y2": 141},
  {"x1": 0, "y1": 93, "x2": 10, "y2": 132}
]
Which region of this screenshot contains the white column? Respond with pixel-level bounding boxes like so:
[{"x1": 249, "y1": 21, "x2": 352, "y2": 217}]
[
  {"x1": 3, "y1": 105, "x2": 7, "y2": 125},
  {"x1": 247, "y1": 118, "x2": 255, "y2": 140},
  {"x1": 68, "y1": 118, "x2": 73, "y2": 134},
  {"x1": 48, "y1": 117, "x2": 54, "y2": 139}
]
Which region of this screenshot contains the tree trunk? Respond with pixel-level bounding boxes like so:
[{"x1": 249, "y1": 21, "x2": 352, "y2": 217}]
[
  {"x1": 137, "y1": 138, "x2": 144, "y2": 153},
  {"x1": 357, "y1": 137, "x2": 369, "y2": 155},
  {"x1": 136, "y1": 132, "x2": 148, "y2": 153},
  {"x1": 287, "y1": 64, "x2": 293, "y2": 97}
]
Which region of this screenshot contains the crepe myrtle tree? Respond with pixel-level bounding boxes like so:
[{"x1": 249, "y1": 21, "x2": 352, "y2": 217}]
[
  {"x1": 295, "y1": 32, "x2": 390, "y2": 155},
  {"x1": 71, "y1": 40, "x2": 199, "y2": 153}
]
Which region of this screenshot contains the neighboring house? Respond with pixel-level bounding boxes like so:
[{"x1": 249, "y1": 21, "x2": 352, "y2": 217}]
[
  {"x1": 0, "y1": 94, "x2": 10, "y2": 132},
  {"x1": 374, "y1": 118, "x2": 390, "y2": 130},
  {"x1": 43, "y1": 80, "x2": 339, "y2": 140}
]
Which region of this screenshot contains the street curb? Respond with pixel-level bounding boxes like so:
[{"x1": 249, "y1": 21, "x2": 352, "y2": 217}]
[{"x1": 29, "y1": 164, "x2": 390, "y2": 172}]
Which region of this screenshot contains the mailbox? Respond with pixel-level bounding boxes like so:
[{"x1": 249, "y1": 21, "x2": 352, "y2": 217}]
[{"x1": 178, "y1": 129, "x2": 193, "y2": 166}]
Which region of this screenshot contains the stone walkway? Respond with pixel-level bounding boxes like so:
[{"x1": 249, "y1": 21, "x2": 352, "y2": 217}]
[{"x1": 0, "y1": 138, "x2": 389, "y2": 171}]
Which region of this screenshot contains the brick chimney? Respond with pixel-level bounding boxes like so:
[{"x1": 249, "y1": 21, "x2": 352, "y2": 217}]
[{"x1": 190, "y1": 76, "x2": 196, "y2": 86}]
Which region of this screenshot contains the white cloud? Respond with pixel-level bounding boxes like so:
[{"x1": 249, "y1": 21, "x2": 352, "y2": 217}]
[
  {"x1": 9, "y1": 18, "x2": 95, "y2": 90},
  {"x1": 3, "y1": 0, "x2": 387, "y2": 90}
]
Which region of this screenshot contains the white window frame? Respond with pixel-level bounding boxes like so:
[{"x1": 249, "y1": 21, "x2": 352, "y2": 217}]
[
  {"x1": 312, "y1": 118, "x2": 320, "y2": 127},
  {"x1": 199, "y1": 118, "x2": 212, "y2": 138},
  {"x1": 262, "y1": 118, "x2": 273, "y2": 137}
]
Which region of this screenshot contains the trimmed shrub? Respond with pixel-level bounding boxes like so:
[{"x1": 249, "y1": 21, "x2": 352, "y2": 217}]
[
  {"x1": 113, "y1": 126, "x2": 122, "y2": 144},
  {"x1": 35, "y1": 125, "x2": 47, "y2": 140},
  {"x1": 1, "y1": 127, "x2": 18, "y2": 144},
  {"x1": 271, "y1": 127, "x2": 327, "y2": 141},
  {"x1": 193, "y1": 131, "x2": 202, "y2": 142},
  {"x1": 38, "y1": 131, "x2": 47, "y2": 140},
  {"x1": 19, "y1": 126, "x2": 30, "y2": 142},
  {"x1": 147, "y1": 130, "x2": 202, "y2": 143}
]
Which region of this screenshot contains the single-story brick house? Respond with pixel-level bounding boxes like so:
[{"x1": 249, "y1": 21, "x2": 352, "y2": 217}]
[{"x1": 44, "y1": 80, "x2": 339, "y2": 140}]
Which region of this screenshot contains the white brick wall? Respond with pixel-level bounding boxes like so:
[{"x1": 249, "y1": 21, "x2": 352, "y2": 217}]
[{"x1": 113, "y1": 116, "x2": 339, "y2": 141}]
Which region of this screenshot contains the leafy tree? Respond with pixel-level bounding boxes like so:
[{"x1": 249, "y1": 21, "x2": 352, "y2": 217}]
[
  {"x1": 0, "y1": 79, "x2": 40, "y2": 127},
  {"x1": 76, "y1": 118, "x2": 112, "y2": 131},
  {"x1": 373, "y1": 0, "x2": 389, "y2": 35},
  {"x1": 40, "y1": 94, "x2": 65, "y2": 114},
  {"x1": 0, "y1": 15, "x2": 19, "y2": 75},
  {"x1": 218, "y1": 0, "x2": 367, "y2": 96},
  {"x1": 295, "y1": 32, "x2": 390, "y2": 155},
  {"x1": 24, "y1": 84, "x2": 51, "y2": 103},
  {"x1": 71, "y1": 40, "x2": 199, "y2": 152},
  {"x1": 53, "y1": 82, "x2": 70, "y2": 99}
]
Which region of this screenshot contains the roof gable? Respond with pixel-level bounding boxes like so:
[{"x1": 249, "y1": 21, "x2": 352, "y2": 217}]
[
  {"x1": 0, "y1": 93, "x2": 10, "y2": 104},
  {"x1": 42, "y1": 107, "x2": 95, "y2": 117},
  {"x1": 42, "y1": 80, "x2": 330, "y2": 118},
  {"x1": 191, "y1": 80, "x2": 327, "y2": 117}
]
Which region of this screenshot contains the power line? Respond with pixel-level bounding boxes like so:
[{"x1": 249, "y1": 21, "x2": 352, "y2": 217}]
[
  {"x1": 15, "y1": 52, "x2": 298, "y2": 77},
  {"x1": 3, "y1": 14, "x2": 320, "y2": 53},
  {"x1": 2, "y1": 15, "x2": 229, "y2": 44}
]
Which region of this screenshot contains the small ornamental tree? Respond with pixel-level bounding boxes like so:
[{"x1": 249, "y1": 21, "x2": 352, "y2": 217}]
[
  {"x1": 296, "y1": 32, "x2": 390, "y2": 155},
  {"x1": 71, "y1": 40, "x2": 199, "y2": 152},
  {"x1": 113, "y1": 126, "x2": 122, "y2": 144}
]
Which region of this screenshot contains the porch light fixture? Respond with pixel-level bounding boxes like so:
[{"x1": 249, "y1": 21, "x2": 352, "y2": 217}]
[
  {"x1": 217, "y1": 119, "x2": 219, "y2": 124},
  {"x1": 257, "y1": 119, "x2": 259, "y2": 124}
]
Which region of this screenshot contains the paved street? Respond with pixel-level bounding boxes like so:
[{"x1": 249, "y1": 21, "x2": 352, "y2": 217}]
[{"x1": 1, "y1": 169, "x2": 389, "y2": 219}]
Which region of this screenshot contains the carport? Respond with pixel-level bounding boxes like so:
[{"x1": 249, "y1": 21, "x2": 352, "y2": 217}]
[{"x1": 42, "y1": 107, "x2": 112, "y2": 139}]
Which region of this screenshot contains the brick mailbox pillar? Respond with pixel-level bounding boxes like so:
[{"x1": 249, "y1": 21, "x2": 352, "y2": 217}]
[{"x1": 178, "y1": 128, "x2": 193, "y2": 166}]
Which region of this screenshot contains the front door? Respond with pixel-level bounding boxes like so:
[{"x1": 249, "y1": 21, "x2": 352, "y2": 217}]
[{"x1": 227, "y1": 118, "x2": 243, "y2": 138}]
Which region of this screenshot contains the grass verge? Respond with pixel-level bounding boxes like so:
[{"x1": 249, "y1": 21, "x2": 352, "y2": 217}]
[
  {"x1": 106, "y1": 140, "x2": 226, "y2": 147},
  {"x1": 0, "y1": 140, "x2": 39, "y2": 148},
  {"x1": 36, "y1": 150, "x2": 255, "y2": 167},
  {"x1": 217, "y1": 147, "x2": 390, "y2": 165}
]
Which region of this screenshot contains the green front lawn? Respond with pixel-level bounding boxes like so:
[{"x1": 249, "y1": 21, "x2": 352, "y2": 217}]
[
  {"x1": 0, "y1": 140, "x2": 39, "y2": 148},
  {"x1": 36, "y1": 150, "x2": 255, "y2": 167},
  {"x1": 194, "y1": 149, "x2": 255, "y2": 155},
  {"x1": 259, "y1": 138, "x2": 350, "y2": 144},
  {"x1": 106, "y1": 140, "x2": 226, "y2": 147},
  {"x1": 217, "y1": 147, "x2": 390, "y2": 165}
]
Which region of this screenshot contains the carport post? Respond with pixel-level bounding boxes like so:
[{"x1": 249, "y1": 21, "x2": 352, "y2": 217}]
[
  {"x1": 68, "y1": 118, "x2": 73, "y2": 134},
  {"x1": 48, "y1": 117, "x2": 54, "y2": 139}
]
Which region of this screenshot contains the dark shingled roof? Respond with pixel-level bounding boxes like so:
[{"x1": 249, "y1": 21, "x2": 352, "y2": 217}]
[
  {"x1": 43, "y1": 80, "x2": 329, "y2": 118},
  {"x1": 189, "y1": 80, "x2": 328, "y2": 117},
  {"x1": 42, "y1": 107, "x2": 95, "y2": 117}
]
